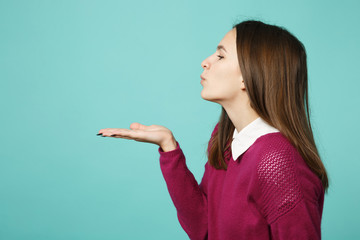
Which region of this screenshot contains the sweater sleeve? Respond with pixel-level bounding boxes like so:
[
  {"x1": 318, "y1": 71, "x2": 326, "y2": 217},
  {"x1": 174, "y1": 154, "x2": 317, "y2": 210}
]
[
  {"x1": 158, "y1": 142, "x2": 208, "y2": 240},
  {"x1": 255, "y1": 143, "x2": 323, "y2": 240},
  {"x1": 157, "y1": 123, "x2": 218, "y2": 240}
]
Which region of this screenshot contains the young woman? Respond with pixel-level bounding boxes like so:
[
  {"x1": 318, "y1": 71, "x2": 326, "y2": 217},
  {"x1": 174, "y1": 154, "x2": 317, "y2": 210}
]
[{"x1": 97, "y1": 20, "x2": 329, "y2": 240}]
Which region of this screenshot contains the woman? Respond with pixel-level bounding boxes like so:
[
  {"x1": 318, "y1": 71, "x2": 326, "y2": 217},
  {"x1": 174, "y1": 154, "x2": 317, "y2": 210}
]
[{"x1": 97, "y1": 20, "x2": 329, "y2": 240}]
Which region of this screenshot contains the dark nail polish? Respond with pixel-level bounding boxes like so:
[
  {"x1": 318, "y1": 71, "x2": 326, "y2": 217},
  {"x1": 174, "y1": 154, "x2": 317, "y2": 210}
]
[{"x1": 97, "y1": 133, "x2": 102, "y2": 136}]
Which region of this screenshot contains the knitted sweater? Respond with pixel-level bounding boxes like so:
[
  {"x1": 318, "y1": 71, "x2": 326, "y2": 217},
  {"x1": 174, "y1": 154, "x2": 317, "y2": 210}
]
[{"x1": 158, "y1": 123, "x2": 325, "y2": 240}]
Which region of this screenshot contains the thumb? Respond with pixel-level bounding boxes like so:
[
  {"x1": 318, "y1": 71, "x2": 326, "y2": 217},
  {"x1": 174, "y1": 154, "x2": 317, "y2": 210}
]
[{"x1": 130, "y1": 122, "x2": 148, "y2": 130}]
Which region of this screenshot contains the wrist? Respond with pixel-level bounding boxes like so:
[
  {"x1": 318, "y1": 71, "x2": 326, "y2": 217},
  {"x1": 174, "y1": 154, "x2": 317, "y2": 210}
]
[{"x1": 161, "y1": 137, "x2": 177, "y2": 152}]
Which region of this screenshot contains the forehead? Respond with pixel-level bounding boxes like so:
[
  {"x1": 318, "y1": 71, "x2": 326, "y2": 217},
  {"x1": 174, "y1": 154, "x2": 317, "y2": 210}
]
[{"x1": 218, "y1": 28, "x2": 236, "y2": 51}]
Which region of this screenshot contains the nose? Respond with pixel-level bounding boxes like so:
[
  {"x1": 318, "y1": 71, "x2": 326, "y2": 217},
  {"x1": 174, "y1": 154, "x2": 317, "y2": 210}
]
[{"x1": 201, "y1": 59, "x2": 209, "y2": 69}]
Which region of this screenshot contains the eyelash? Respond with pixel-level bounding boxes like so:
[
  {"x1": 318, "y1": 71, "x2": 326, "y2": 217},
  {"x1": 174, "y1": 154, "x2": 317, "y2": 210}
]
[{"x1": 217, "y1": 55, "x2": 224, "y2": 60}]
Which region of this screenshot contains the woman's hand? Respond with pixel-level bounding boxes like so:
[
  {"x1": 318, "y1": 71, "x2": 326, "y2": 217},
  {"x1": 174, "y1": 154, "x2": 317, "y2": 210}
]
[{"x1": 97, "y1": 122, "x2": 177, "y2": 151}]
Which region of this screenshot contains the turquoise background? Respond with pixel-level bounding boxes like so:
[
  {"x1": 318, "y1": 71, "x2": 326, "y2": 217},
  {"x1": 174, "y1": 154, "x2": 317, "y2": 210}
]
[{"x1": 1, "y1": 0, "x2": 359, "y2": 239}]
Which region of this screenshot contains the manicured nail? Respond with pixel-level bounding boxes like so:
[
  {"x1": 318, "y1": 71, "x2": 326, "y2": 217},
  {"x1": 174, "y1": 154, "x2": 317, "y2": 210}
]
[{"x1": 97, "y1": 133, "x2": 102, "y2": 136}]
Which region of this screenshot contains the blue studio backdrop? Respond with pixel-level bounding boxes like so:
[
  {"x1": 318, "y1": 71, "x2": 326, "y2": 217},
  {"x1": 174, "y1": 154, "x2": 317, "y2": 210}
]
[{"x1": 1, "y1": 0, "x2": 359, "y2": 239}]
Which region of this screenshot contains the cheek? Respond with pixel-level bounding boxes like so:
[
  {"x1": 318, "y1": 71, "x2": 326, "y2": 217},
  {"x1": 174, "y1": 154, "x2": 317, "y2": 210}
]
[
  {"x1": 216, "y1": 60, "x2": 239, "y2": 79},
  {"x1": 211, "y1": 78, "x2": 240, "y2": 98},
  {"x1": 217, "y1": 70, "x2": 242, "y2": 96},
  {"x1": 208, "y1": 60, "x2": 242, "y2": 90},
  {"x1": 217, "y1": 67, "x2": 241, "y2": 88}
]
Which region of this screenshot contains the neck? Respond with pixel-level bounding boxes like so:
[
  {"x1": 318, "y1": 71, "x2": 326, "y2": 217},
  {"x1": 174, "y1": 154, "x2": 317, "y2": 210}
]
[{"x1": 222, "y1": 98, "x2": 260, "y2": 133}]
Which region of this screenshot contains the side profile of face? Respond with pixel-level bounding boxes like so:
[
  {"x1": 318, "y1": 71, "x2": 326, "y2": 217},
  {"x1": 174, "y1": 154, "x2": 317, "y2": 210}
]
[{"x1": 200, "y1": 28, "x2": 246, "y2": 106}]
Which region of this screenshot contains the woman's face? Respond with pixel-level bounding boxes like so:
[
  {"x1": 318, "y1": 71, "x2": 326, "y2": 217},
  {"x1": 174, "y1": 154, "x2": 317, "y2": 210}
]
[{"x1": 200, "y1": 28, "x2": 245, "y2": 105}]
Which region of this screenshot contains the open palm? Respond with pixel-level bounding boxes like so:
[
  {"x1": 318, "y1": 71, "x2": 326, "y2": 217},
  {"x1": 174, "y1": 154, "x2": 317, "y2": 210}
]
[{"x1": 97, "y1": 122, "x2": 174, "y2": 148}]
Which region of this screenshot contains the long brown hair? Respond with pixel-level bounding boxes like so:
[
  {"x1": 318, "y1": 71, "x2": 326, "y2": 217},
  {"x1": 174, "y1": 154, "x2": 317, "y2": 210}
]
[{"x1": 207, "y1": 20, "x2": 329, "y2": 194}]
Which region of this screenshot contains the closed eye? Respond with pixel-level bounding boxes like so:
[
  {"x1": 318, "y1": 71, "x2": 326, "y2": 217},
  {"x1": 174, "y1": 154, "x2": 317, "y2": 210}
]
[{"x1": 217, "y1": 55, "x2": 224, "y2": 60}]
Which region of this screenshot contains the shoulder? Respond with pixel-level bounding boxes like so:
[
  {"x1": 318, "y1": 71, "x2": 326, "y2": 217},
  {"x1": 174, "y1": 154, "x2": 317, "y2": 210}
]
[
  {"x1": 248, "y1": 133, "x2": 302, "y2": 222},
  {"x1": 251, "y1": 132, "x2": 323, "y2": 223},
  {"x1": 253, "y1": 132, "x2": 302, "y2": 185},
  {"x1": 254, "y1": 132, "x2": 303, "y2": 188},
  {"x1": 253, "y1": 132, "x2": 307, "y2": 189},
  {"x1": 253, "y1": 132, "x2": 322, "y2": 192},
  {"x1": 250, "y1": 132, "x2": 300, "y2": 165},
  {"x1": 255, "y1": 131, "x2": 292, "y2": 151}
]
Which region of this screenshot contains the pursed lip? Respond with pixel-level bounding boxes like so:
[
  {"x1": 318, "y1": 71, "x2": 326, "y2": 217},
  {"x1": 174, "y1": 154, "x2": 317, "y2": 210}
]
[{"x1": 200, "y1": 75, "x2": 206, "y2": 80}]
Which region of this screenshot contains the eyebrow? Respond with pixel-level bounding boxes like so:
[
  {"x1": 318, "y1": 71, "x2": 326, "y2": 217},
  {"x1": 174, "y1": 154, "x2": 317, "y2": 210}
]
[{"x1": 216, "y1": 45, "x2": 227, "y2": 53}]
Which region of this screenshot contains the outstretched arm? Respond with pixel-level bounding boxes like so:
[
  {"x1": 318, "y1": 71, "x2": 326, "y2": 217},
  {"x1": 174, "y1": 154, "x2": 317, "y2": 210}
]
[{"x1": 158, "y1": 141, "x2": 208, "y2": 240}]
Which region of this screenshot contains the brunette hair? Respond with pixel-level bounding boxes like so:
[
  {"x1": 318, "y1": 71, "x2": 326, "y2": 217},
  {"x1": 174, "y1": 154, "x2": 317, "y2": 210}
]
[{"x1": 207, "y1": 19, "x2": 329, "y2": 194}]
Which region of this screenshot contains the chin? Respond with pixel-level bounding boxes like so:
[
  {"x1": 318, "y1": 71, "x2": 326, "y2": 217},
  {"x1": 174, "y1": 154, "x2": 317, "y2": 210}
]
[
  {"x1": 201, "y1": 91, "x2": 219, "y2": 103},
  {"x1": 200, "y1": 90, "x2": 208, "y2": 100}
]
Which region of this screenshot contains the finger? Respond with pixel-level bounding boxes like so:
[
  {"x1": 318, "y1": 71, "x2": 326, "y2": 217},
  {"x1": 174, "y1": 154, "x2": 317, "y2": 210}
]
[
  {"x1": 109, "y1": 130, "x2": 134, "y2": 138},
  {"x1": 116, "y1": 136, "x2": 133, "y2": 140},
  {"x1": 98, "y1": 128, "x2": 126, "y2": 136},
  {"x1": 97, "y1": 129, "x2": 111, "y2": 135},
  {"x1": 110, "y1": 134, "x2": 133, "y2": 140}
]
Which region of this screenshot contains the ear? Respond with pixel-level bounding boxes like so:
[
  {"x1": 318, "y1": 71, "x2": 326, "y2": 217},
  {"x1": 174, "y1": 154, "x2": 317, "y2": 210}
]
[{"x1": 239, "y1": 76, "x2": 246, "y2": 90}]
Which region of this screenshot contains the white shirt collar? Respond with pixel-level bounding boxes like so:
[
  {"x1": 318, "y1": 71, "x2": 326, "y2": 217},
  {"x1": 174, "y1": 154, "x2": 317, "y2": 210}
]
[{"x1": 231, "y1": 117, "x2": 280, "y2": 161}]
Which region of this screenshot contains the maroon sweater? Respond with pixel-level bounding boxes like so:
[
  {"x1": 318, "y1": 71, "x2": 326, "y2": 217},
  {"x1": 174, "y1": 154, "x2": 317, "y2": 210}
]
[{"x1": 158, "y1": 123, "x2": 325, "y2": 240}]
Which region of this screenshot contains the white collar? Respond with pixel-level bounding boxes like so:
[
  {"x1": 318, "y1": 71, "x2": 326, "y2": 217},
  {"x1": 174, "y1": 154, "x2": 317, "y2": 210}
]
[{"x1": 231, "y1": 117, "x2": 280, "y2": 161}]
